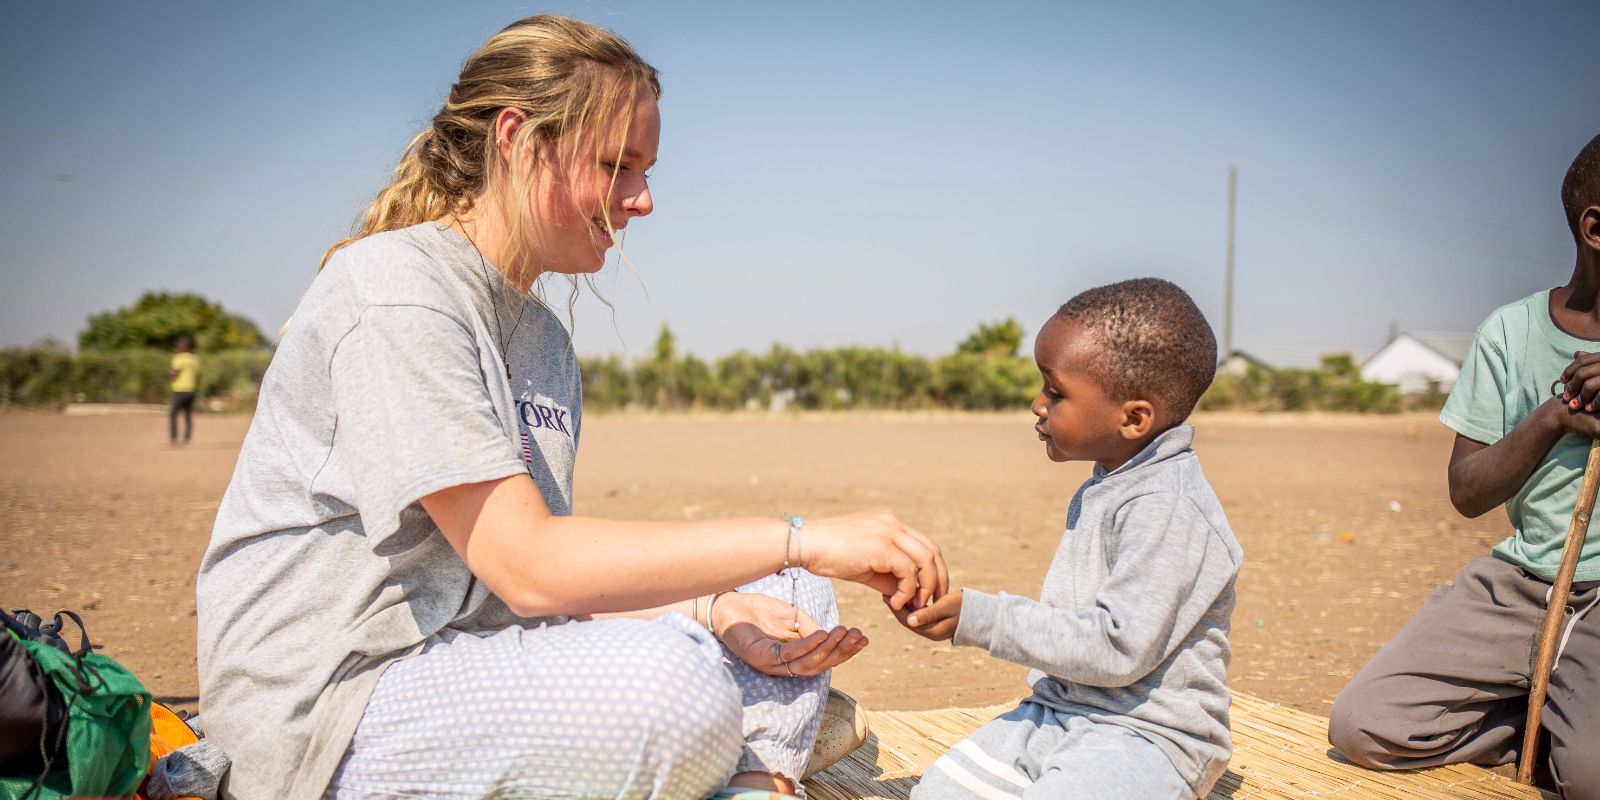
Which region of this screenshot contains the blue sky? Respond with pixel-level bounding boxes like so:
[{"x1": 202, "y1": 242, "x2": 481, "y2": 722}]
[{"x1": 2, "y1": 1, "x2": 1596, "y2": 361}]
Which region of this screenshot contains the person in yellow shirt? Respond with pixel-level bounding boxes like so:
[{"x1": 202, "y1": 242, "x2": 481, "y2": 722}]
[{"x1": 168, "y1": 335, "x2": 198, "y2": 445}]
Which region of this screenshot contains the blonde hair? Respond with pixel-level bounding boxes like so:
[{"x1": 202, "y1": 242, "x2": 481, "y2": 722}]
[{"x1": 321, "y1": 14, "x2": 660, "y2": 276}]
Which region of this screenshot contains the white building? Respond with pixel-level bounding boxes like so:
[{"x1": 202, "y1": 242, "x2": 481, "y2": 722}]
[{"x1": 1359, "y1": 332, "x2": 1473, "y2": 394}]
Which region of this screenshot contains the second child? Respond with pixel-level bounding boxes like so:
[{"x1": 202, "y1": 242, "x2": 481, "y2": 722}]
[{"x1": 900, "y1": 278, "x2": 1242, "y2": 799}]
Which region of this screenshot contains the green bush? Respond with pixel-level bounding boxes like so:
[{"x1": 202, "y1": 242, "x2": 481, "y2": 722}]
[
  {"x1": 577, "y1": 338, "x2": 1035, "y2": 413},
  {"x1": 0, "y1": 346, "x2": 273, "y2": 409},
  {"x1": 1199, "y1": 357, "x2": 1401, "y2": 413},
  {"x1": 79, "y1": 291, "x2": 266, "y2": 352},
  {"x1": 6, "y1": 313, "x2": 1419, "y2": 415}
]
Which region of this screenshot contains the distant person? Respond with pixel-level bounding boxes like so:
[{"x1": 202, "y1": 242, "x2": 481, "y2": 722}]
[
  {"x1": 168, "y1": 335, "x2": 198, "y2": 445},
  {"x1": 194, "y1": 15, "x2": 948, "y2": 800},
  {"x1": 894, "y1": 279, "x2": 1242, "y2": 800},
  {"x1": 1329, "y1": 134, "x2": 1600, "y2": 798}
]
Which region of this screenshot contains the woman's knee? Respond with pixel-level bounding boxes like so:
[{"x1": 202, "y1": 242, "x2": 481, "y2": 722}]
[
  {"x1": 586, "y1": 617, "x2": 742, "y2": 715},
  {"x1": 567, "y1": 619, "x2": 745, "y2": 790}
]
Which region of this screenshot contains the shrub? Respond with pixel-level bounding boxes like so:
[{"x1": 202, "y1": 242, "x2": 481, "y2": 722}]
[{"x1": 0, "y1": 346, "x2": 272, "y2": 409}]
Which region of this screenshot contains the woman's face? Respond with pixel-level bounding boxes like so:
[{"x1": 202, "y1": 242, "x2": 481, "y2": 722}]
[{"x1": 529, "y1": 94, "x2": 660, "y2": 275}]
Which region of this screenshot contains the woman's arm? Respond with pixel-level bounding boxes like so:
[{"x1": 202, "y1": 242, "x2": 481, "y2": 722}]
[{"x1": 422, "y1": 474, "x2": 946, "y2": 618}]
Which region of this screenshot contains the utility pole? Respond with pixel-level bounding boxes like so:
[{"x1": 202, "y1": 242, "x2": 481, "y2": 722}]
[{"x1": 1224, "y1": 167, "x2": 1237, "y2": 358}]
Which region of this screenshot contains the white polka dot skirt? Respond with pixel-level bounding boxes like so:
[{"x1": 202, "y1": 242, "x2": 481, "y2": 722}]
[{"x1": 325, "y1": 571, "x2": 838, "y2": 799}]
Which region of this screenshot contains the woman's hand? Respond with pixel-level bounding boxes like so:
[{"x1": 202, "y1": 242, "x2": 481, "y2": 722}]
[
  {"x1": 799, "y1": 511, "x2": 948, "y2": 611},
  {"x1": 712, "y1": 592, "x2": 867, "y2": 678}
]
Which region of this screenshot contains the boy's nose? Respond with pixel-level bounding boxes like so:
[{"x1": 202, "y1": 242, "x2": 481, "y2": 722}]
[{"x1": 1030, "y1": 393, "x2": 1047, "y2": 417}]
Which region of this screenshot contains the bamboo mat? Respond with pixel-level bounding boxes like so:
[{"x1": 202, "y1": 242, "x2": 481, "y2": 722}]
[{"x1": 803, "y1": 691, "x2": 1556, "y2": 799}]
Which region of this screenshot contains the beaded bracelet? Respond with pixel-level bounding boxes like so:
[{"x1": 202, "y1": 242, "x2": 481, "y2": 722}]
[{"x1": 781, "y1": 515, "x2": 805, "y2": 629}]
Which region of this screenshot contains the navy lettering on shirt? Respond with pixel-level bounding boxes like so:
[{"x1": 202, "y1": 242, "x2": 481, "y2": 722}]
[{"x1": 518, "y1": 400, "x2": 571, "y2": 437}]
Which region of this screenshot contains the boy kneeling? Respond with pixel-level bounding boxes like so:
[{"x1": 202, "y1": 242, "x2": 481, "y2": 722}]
[
  {"x1": 1329, "y1": 134, "x2": 1600, "y2": 799},
  {"x1": 899, "y1": 279, "x2": 1241, "y2": 799}
]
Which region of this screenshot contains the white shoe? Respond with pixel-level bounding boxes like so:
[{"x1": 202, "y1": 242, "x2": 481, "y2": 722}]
[{"x1": 803, "y1": 688, "x2": 869, "y2": 778}]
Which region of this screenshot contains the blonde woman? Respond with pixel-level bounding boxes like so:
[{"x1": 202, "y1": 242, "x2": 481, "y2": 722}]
[{"x1": 194, "y1": 15, "x2": 946, "y2": 800}]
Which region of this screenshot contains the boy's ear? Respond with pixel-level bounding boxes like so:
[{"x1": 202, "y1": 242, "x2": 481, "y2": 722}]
[
  {"x1": 1119, "y1": 399, "x2": 1156, "y2": 440},
  {"x1": 1582, "y1": 206, "x2": 1600, "y2": 252}
]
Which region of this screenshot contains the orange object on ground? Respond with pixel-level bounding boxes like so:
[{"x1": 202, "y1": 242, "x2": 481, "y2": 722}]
[{"x1": 135, "y1": 702, "x2": 201, "y2": 800}]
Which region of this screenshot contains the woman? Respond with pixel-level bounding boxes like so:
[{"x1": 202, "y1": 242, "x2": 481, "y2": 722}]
[{"x1": 194, "y1": 14, "x2": 946, "y2": 800}]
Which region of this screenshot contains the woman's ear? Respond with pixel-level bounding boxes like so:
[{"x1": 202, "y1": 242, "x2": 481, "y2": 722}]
[
  {"x1": 1119, "y1": 399, "x2": 1155, "y2": 440},
  {"x1": 492, "y1": 108, "x2": 530, "y2": 165}
]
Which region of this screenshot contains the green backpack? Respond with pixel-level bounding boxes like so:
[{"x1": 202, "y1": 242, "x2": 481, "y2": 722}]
[{"x1": 0, "y1": 610, "x2": 151, "y2": 800}]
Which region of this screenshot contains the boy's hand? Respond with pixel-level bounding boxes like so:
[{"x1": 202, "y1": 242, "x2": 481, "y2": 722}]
[
  {"x1": 1558, "y1": 351, "x2": 1600, "y2": 416},
  {"x1": 888, "y1": 589, "x2": 963, "y2": 641},
  {"x1": 1543, "y1": 395, "x2": 1600, "y2": 439}
]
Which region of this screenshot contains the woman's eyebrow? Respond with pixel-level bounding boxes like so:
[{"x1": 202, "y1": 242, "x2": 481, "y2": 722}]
[{"x1": 620, "y1": 147, "x2": 657, "y2": 168}]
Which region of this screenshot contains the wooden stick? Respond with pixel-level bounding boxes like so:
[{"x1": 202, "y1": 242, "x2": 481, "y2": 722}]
[{"x1": 1517, "y1": 436, "x2": 1600, "y2": 784}]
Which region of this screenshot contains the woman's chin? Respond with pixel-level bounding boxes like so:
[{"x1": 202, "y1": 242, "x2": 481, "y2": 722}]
[{"x1": 547, "y1": 253, "x2": 608, "y2": 275}]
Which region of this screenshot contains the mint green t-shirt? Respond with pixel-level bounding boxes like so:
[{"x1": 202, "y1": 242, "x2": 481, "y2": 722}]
[{"x1": 1441, "y1": 289, "x2": 1600, "y2": 582}]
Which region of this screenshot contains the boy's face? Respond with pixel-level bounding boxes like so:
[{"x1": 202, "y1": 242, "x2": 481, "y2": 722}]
[{"x1": 1030, "y1": 318, "x2": 1134, "y2": 465}]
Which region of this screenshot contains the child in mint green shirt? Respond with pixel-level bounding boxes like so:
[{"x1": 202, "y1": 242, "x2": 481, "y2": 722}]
[
  {"x1": 1443, "y1": 288, "x2": 1600, "y2": 582},
  {"x1": 1330, "y1": 133, "x2": 1600, "y2": 799}
]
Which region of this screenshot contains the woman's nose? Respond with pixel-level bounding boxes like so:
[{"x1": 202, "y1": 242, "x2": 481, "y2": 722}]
[{"x1": 623, "y1": 181, "x2": 653, "y2": 218}]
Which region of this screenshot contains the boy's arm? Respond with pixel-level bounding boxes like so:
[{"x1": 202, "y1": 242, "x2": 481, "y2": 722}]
[
  {"x1": 928, "y1": 493, "x2": 1237, "y2": 688},
  {"x1": 1448, "y1": 396, "x2": 1600, "y2": 519}
]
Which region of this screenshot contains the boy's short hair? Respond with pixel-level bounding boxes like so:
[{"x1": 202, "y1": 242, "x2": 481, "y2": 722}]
[
  {"x1": 1054, "y1": 278, "x2": 1217, "y2": 422},
  {"x1": 1562, "y1": 133, "x2": 1600, "y2": 240}
]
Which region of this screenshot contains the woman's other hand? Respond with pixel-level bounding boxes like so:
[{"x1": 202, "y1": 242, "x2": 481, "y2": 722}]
[
  {"x1": 712, "y1": 592, "x2": 867, "y2": 678},
  {"x1": 800, "y1": 511, "x2": 948, "y2": 611}
]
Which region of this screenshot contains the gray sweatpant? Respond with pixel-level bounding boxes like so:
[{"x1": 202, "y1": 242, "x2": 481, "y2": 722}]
[
  {"x1": 1329, "y1": 556, "x2": 1600, "y2": 799},
  {"x1": 324, "y1": 570, "x2": 837, "y2": 799},
  {"x1": 910, "y1": 700, "x2": 1191, "y2": 800}
]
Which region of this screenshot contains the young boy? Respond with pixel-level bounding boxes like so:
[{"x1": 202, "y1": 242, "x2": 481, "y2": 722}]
[
  {"x1": 900, "y1": 278, "x2": 1241, "y2": 799},
  {"x1": 1329, "y1": 134, "x2": 1600, "y2": 798},
  {"x1": 168, "y1": 334, "x2": 199, "y2": 446}
]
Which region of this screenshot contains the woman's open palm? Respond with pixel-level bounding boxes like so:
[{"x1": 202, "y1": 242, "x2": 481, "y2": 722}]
[{"x1": 712, "y1": 591, "x2": 867, "y2": 678}]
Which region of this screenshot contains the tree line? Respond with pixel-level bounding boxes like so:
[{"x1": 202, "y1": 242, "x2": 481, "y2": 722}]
[{"x1": 0, "y1": 293, "x2": 1419, "y2": 413}]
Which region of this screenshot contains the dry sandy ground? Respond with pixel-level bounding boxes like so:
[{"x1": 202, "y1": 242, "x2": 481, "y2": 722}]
[{"x1": 0, "y1": 409, "x2": 1508, "y2": 719}]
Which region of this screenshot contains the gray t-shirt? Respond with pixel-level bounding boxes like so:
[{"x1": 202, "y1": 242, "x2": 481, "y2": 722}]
[{"x1": 195, "y1": 222, "x2": 582, "y2": 800}]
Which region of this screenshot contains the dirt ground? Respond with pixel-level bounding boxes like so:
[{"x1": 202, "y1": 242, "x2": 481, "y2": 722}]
[{"x1": 0, "y1": 409, "x2": 1507, "y2": 720}]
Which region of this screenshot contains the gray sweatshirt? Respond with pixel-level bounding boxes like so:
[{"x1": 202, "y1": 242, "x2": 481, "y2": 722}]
[{"x1": 954, "y1": 424, "x2": 1242, "y2": 795}]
